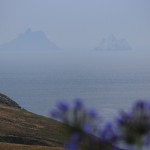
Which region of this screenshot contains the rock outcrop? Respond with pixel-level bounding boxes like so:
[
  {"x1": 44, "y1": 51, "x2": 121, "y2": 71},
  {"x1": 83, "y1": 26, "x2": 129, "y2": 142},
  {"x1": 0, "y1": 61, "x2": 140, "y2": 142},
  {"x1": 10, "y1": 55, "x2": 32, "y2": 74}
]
[{"x1": 0, "y1": 93, "x2": 21, "y2": 108}]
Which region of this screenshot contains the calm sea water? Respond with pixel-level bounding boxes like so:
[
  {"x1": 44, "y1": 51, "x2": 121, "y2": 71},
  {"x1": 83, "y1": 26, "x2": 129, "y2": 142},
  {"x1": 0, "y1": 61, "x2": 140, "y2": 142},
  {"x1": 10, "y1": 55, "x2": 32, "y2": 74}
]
[{"x1": 0, "y1": 50, "x2": 150, "y2": 122}]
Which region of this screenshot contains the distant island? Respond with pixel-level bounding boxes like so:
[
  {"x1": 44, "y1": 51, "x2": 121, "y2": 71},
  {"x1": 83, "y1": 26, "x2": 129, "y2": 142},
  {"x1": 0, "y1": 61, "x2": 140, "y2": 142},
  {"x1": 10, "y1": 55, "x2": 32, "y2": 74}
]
[
  {"x1": 0, "y1": 28, "x2": 60, "y2": 51},
  {"x1": 94, "y1": 34, "x2": 132, "y2": 51}
]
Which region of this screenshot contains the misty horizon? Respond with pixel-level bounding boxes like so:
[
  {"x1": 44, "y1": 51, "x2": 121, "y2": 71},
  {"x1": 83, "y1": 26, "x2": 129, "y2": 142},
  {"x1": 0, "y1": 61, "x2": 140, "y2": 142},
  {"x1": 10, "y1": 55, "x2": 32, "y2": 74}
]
[
  {"x1": 0, "y1": 0, "x2": 150, "y2": 119},
  {"x1": 0, "y1": 0, "x2": 150, "y2": 50},
  {"x1": 0, "y1": 28, "x2": 133, "y2": 51}
]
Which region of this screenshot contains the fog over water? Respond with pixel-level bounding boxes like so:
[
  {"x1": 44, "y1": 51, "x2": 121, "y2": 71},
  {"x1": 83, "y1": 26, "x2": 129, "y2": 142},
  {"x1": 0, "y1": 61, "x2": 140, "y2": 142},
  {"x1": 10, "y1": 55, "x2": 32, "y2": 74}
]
[
  {"x1": 0, "y1": 0, "x2": 150, "y2": 124},
  {"x1": 0, "y1": 49, "x2": 150, "y2": 121}
]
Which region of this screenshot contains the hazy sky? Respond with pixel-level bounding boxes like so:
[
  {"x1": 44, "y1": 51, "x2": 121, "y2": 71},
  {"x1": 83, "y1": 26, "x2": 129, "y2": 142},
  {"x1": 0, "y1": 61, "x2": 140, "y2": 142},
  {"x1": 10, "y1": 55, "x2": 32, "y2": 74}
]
[{"x1": 0, "y1": 0, "x2": 150, "y2": 50}]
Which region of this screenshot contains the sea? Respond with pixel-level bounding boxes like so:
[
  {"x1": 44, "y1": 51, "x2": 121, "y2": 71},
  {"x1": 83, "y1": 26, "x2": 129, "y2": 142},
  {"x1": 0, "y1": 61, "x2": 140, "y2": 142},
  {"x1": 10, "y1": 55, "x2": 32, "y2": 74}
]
[{"x1": 0, "y1": 49, "x2": 150, "y2": 123}]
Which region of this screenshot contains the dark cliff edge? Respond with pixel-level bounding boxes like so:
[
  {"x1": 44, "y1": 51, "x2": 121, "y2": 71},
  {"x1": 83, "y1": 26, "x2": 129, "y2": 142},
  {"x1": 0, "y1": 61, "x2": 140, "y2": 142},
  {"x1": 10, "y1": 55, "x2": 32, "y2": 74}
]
[{"x1": 0, "y1": 93, "x2": 21, "y2": 109}]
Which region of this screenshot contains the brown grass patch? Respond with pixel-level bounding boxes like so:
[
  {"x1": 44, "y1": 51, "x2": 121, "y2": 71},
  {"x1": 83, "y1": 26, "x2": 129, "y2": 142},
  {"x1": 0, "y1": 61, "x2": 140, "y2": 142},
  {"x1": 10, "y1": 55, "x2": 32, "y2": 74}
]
[
  {"x1": 0, "y1": 104, "x2": 69, "y2": 147},
  {"x1": 0, "y1": 142, "x2": 65, "y2": 150}
]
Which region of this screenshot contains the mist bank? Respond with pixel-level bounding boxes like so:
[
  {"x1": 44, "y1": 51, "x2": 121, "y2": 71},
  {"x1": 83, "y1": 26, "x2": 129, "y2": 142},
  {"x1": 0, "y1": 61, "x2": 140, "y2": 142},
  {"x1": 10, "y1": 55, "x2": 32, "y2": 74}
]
[
  {"x1": 0, "y1": 49, "x2": 150, "y2": 117},
  {"x1": 0, "y1": 49, "x2": 150, "y2": 76}
]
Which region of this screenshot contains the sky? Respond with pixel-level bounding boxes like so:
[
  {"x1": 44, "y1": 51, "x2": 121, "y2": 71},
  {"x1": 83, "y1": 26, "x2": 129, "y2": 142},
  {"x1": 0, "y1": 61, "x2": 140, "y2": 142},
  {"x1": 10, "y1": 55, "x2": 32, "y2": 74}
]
[{"x1": 0, "y1": 0, "x2": 150, "y2": 50}]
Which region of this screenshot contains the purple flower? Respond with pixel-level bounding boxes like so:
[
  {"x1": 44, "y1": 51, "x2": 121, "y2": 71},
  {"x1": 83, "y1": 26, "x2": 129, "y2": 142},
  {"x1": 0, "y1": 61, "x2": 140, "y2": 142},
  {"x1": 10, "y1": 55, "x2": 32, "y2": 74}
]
[
  {"x1": 117, "y1": 111, "x2": 132, "y2": 126},
  {"x1": 50, "y1": 99, "x2": 150, "y2": 150},
  {"x1": 87, "y1": 109, "x2": 98, "y2": 119},
  {"x1": 50, "y1": 101, "x2": 70, "y2": 122},
  {"x1": 70, "y1": 132, "x2": 82, "y2": 143},
  {"x1": 65, "y1": 142, "x2": 79, "y2": 150},
  {"x1": 117, "y1": 100, "x2": 150, "y2": 147},
  {"x1": 134, "y1": 100, "x2": 147, "y2": 110},
  {"x1": 101, "y1": 123, "x2": 118, "y2": 143},
  {"x1": 113, "y1": 147, "x2": 129, "y2": 150},
  {"x1": 57, "y1": 101, "x2": 69, "y2": 112},
  {"x1": 83, "y1": 123, "x2": 93, "y2": 134},
  {"x1": 74, "y1": 98, "x2": 83, "y2": 110}
]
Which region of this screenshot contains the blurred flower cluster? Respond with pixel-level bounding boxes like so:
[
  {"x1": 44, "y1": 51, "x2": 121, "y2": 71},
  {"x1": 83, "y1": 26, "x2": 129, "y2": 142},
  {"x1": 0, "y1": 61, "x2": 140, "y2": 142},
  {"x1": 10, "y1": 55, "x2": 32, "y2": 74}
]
[{"x1": 51, "y1": 99, "x2": 150, "y2": 150}]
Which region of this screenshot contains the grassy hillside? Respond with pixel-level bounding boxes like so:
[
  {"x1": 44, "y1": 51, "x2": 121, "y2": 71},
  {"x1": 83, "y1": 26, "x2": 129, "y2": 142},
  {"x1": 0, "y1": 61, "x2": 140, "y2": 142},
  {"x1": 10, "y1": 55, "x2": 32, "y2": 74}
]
[
  {"x1": 0, "y1": 142, "x2": 64, "y2": 150},
  {"x1": 0, "y1": 104, "x2": 69, "y2": 149}
]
